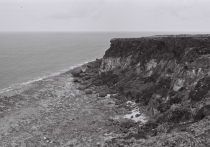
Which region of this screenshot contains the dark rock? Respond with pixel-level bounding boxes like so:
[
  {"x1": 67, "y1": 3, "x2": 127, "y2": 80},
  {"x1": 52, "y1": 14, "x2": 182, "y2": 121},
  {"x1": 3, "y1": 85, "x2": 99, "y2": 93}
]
[
  {"x1": 73, "y1": 78, "x2": 79, "y2": 83},
  {"x1": 135, "y1": 114, "x2": 141, "y2": 117},
  {"x1": 194, "y1": 105, "x2": 210, "y2": 121},
  {"x1": 85, "y1": 89, "x2": 93, "y2": 94},
  {"x1": 83, "y1": 76, "x2": 91, "y2": 80},
  {"x1": 151, "y1": 129, "x2": 157, "y2": 136},
  {"x1": 169, "y1": 94, "x2": 182, "y2": 105},
  {"x1": 98, "y1": 92, "x2": 107, "y2": 97},
  {"x1": 120, "y1": 121, "x2": 133, "y2": 129},
  {"x1": 70, "y1": 68, "x2": 83, "y2": 77},
  {"x1": 86, "y1": 62, "x2": 93, "y2": 68},
  {"x1": 120, "y1": 128, "x2": 129, "y2": 133}
]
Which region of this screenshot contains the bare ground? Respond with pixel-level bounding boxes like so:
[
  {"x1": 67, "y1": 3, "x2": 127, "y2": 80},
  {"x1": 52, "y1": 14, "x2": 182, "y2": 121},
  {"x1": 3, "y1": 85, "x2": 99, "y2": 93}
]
[{"x1": 0, "y1": 72, "x2": 134, "y2": 147}]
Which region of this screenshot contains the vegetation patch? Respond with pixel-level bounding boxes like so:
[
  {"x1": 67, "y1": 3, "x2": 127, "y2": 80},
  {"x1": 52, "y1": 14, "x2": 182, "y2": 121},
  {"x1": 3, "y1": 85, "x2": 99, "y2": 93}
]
[
  {"x1": 156, "y1": 106, "x2": 192, "y2": 124},
  {"x1": 190, "y1": 77, "x2": 210, "y2": 101},
  {"x1": 99, "y1": 71, "x2": 119, "y2": 86}
]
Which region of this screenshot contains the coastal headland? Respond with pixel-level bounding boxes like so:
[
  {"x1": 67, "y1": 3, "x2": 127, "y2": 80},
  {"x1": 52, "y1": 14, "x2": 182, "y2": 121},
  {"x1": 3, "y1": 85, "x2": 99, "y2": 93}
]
[{"x1": 1, "y1": 34, "x2": 210, "y2": 146}]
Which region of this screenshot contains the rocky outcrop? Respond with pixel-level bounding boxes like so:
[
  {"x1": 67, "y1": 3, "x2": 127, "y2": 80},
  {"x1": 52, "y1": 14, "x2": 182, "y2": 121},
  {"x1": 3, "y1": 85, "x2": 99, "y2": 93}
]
[
  {"x1": 72, "y1": 35, "x2": 210, "y2": 146},
  {"x1": 92, "y1": 35, "x2": 210, "y2": 146},
  {"x1": 100, "y1": 35, "x2": 210, "y2": 118}
]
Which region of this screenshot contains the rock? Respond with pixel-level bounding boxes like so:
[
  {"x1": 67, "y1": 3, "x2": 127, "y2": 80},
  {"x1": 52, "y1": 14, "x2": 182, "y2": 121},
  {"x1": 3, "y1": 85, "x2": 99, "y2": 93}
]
[
  {"x1": 94, "y1": 80, "x2": 103, "y2": 86},
  {"x1": 80, "y1": 80, "x2": 87, "y2": 85},
  {"x1": 83, "y1": 76, "x2": 91, "y2": 80},
  {"x1": 120, "y1": 128, "x2": 129, "y2": 133},
  {"x1": 120, "y1": 121, "x2": 133, "y2": 129},
  {"x1": 73, "y1": 78, "x2": 79, "y2": 82},
  {"x1": 98, "y1": 92, "x2": 107, "y2": 97},
  {"x1": 135, "y1": 114, "x2": 141, "y2": 117},
  {"x1": 70, "y1": 68, "x2": 83, "y2": 77},
  {"x1": 194, "y1": 105, "x2": 210, "y2": 121},
  {"x1": 85, "y1": 89, "x2": 93, "y2": 94},
  {"x1": 79, "y1": 73, "x2": 86, "y2": 77},
  {"x1": 151, "y1": 129, "x2": 157, "y2": 136},
  {"x1": 86, "y1": 62, "x2": 93, "y2": 68},
  {"x1": 78, "y1": 85, "x2": 88, "y2": 90}
]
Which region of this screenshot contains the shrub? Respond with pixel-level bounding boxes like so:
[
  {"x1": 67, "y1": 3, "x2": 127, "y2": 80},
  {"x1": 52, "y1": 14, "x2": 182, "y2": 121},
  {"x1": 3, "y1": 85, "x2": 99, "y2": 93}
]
[
  {"x1": 140, "y1": 86, "x2": 155, "y2": 105},
  {"x1": 190, "y1": 77, "x2": 210, "y2": 101},
  {"x1": 156, "y1": 105, "x2": 192, "y2": 124}
]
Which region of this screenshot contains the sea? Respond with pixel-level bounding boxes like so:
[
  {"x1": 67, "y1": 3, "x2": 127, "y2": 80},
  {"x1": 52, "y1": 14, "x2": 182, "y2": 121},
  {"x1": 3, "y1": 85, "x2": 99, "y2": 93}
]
[{"x1": 0, "y1": 31, "x2": 190, "y2": 93}]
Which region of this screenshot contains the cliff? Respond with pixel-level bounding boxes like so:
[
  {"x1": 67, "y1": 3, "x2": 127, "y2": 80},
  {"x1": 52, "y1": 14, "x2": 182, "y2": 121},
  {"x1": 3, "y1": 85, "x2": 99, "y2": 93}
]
[{"x1": 95, "y1": 35, "x2": 210, "y2": 146}]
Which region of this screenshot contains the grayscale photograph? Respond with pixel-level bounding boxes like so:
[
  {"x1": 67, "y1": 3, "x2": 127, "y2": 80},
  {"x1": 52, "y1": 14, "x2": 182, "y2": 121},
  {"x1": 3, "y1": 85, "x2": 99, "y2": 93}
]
[{"x1": 0, "y1": 0, "x2": 210, "y2": 146}]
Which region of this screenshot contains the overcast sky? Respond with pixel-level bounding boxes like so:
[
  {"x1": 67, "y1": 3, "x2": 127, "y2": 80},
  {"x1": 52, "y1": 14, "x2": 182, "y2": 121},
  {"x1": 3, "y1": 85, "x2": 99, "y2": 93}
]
[{"x1": 1, "y1": 0, "x2": 210, "y2": 32}]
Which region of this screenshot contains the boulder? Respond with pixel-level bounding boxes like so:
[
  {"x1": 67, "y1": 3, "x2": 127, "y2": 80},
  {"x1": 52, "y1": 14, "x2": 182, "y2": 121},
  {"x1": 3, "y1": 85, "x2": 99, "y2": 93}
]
[
  {"x1": 86, "y1": 62, "x2": 93, "y2": 68},
  {"x1": 98, "y1": 92, "x2": 107, "y2": 97},
  {"x1": 70, "y1": 68, "x2": 83, "y2": 77},
  {"x1": 194, "y1": 105, "x2": 210, "y2": 121},
  {"x1": 79, "y1": 73, "x2": 86, "y2": 77},
  {"x1": 85, "y1": 89, "x2": 93, "y2": 94},
  {"x1": 73, "y1": 78, "x2": 79, "y2": 83},
  {"x1": 120, "y1": 121, "x2": 133, "y2": 129},
  {"x1": 80, "y1": 81, "x2": 89, "y2": 85},
  {"x1": 83, "y1": 76, "x2": 91, "y2": 80},
  {"x1": 135, "y1": 114, "x2": 141, "y2": 117},
  {"x1": 78, "y1": 85, "x2": 88, "y2": 90}
]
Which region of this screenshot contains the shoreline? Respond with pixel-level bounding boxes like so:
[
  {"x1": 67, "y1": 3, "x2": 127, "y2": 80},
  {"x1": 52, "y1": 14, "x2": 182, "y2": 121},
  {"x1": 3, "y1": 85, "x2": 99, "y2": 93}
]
[
  {"x1": 0, "y1": 58, "x2": 148, "y2": 146},
  {"x1": 1, "y1": 34, "x2": 210, "y2": 146},
  {"x1": 0, "y1": 60, "x2": 95, "y2": 95}
]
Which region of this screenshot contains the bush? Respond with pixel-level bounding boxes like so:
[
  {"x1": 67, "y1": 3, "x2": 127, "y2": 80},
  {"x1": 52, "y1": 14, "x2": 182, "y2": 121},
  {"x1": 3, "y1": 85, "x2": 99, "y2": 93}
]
[
  {"x1": 190, "y1": 77, "x2": 210, "y2": 101},
  {"x1": 144, "y1": 72, "x2": 160, "y2": 83},
  {"x1": 159, "y1": 106, "x2": 192, "y2": 124},
  {"x1": 140, "y1": 86, "x2": 155, "y2": 105},
  {"x1": 157, "y1": 102, "x2": 171, "y2": 113}
]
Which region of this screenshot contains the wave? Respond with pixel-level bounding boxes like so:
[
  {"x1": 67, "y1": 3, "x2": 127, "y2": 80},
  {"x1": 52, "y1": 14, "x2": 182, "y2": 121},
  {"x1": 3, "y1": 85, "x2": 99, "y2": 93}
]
[{"x1": 0, "y1": 60, "x2": 95, "y2": 94}]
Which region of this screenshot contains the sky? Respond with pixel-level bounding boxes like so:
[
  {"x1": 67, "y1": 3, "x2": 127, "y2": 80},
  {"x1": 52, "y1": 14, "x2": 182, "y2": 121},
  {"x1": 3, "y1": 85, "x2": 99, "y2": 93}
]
[{"x1": 0, "y1": 0, "x2": 210, "y2": 32}]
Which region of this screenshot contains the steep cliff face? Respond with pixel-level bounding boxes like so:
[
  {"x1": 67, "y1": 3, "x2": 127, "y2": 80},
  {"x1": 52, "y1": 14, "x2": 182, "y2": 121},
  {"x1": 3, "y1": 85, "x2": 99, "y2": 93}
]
[
  {"x1": 97, "y1": 35, "x2": 210, "y2": 145},
  {"x1": 67, "y1": 35, "x2": 210, "y2": 146},
  {"x1": 99, "y1": 35, "x2": 210, "y2": 125}
]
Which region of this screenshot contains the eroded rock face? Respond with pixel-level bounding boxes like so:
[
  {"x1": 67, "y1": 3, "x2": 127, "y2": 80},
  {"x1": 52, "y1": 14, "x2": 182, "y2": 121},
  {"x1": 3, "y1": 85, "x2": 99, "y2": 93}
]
[
  {"x1": 95, "y1": 35, "x2": 210, "y2": 146},
  {"x1": 68, "y1": 35, "x2": 210, "y2": 146},
  {"x1": 99, "y1": 35, "x2": 210, "y2": 121}
]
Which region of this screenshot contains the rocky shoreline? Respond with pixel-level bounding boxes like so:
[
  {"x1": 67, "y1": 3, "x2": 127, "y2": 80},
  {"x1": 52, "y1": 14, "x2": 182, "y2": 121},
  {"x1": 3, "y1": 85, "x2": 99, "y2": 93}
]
[
  {"x1": 0, "y1": 59, "x2": 148, "y2": 147},
  {"x1": 1, "y1": 34, "x2": 210, "y2": 146}
]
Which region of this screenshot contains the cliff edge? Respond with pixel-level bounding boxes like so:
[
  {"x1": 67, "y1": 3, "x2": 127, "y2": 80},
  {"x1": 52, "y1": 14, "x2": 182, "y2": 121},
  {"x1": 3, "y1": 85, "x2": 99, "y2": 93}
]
[{"x1": 94, "y1": 35, "x2": 210, "y2": 146}]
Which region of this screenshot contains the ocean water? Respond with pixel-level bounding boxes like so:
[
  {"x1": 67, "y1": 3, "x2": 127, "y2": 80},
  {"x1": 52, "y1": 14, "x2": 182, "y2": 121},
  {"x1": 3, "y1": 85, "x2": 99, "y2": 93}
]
[{"x1": 0, "y1": 31, "x2": 172, "y2": 92}]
